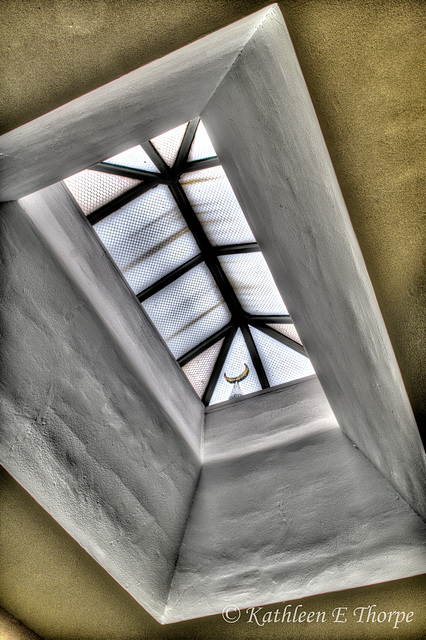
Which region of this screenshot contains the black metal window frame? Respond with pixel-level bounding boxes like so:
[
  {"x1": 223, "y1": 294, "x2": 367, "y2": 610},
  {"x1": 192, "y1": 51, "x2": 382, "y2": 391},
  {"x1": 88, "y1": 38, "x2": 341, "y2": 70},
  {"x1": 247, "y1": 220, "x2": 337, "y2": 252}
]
[{"x1": 84, "y1": 119, "x2": 306, "y2": 405}]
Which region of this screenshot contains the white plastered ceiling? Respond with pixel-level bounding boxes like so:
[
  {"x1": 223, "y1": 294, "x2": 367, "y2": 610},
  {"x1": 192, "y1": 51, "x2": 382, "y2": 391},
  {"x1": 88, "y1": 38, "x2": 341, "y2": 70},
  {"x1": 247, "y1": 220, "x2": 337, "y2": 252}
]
[{"x1": 0, "y1": 4, "x2": 425, "y2": 624}]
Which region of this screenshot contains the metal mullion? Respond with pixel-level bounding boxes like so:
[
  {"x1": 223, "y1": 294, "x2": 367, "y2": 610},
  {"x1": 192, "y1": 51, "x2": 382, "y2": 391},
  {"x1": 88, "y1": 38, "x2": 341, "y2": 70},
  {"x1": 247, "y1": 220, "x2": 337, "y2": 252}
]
[
  {"x1": 215, "y1": 243, "x2": 260, "y2": 256},
  {"x1": 205, "y1": 254, "x2": 243, "y2": 317},
  {"x1": 168, "y1": 182, "x2": 211, "y2": 253},
  {"x1": 178, "y1": 322, "x2": 234, "y2": 367},
  {"x1": 87, "y1": 181, "x2": 159, "y2": 225},
  {"x1": 173, "y1": 119, "x2": 199, "y2": 171},
  {"x1": 249, "y1": 321, "x2": 306, "y2": 356},
  {"x1": 90, "y1": 162, "x2": 171, "y2": 184},
  {"x1": 169, "y1": 182, "x2": 243, "y2": 318},
  {"x1": 245, "y1": 314, "x2": 293, "y2": 324},
  {"x1": 241, "y1": 322, "x2": 269, "y2": 389},
  {"x1": 141, "y1": 141, "x2": 172, "y2": 175},
  {"x1": 202, "y1": 325, "x2": 237, "y2": 406},
  {"x1": 137, "y1": 254, "x2": 203, "y2": 302},
  {"x1": 180, "y1": 157, "x2": 220, "y2": 174}
]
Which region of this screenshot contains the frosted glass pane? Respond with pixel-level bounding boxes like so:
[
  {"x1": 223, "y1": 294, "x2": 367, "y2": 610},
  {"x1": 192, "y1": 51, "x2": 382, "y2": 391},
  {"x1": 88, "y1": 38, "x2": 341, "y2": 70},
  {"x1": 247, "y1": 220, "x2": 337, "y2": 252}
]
[
  {"x1": 142, "y1": 263, "x2": 231, "y2": 359},
  {"x1": 219, "y1": 253, "x2": 288, "y2": 315},
  {"x1": 64, "y1": 170, "x2": 141, "y2": 215},
  {"x1": 104, "y1": 146, "x2": 160, "y2": 173},
  {"x1": 94, "y1": 185, "x2": 199, "y2": 294},
  {"x1": 250, "y1": 326, "x2": 314, "y2": 387},
  {"x1": 180, "y1": 166, "x2": 255, "y2": 245},
  {"x1": 151, "y1": 123, "x2": 188, "y2": 167},
  {"x1": 182, "y1": 339, "x2": 224, "y2": 398},
  {"x1": 210, "y1": 329, "x2": 261, "y2": 405},
  {"x1": 187, "y1": 120, "x2": 217, "y2": 162},
  {"x1": 266, "y1": 323, "x2": 303, "y2": 345}
]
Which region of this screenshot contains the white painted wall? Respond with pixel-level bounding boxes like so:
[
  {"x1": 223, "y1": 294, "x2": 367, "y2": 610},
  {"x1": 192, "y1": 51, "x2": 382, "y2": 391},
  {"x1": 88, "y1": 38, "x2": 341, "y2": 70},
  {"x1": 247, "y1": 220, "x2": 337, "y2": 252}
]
[
  {"x1": 0, "y1": 7, "x2": 274, "y2": 201},
  {"x1": 1, "y1": 7, "x2": 425, "y2": 624},
  {"x1": 1, "y1": 4, "x2": 422, "y2": 517},
  {"x1": 201, "y1": 7, "x2": 426, "y2": 517},
  {"x1": 166, "y1": 378, "x2": 426, "y2": 622},
  {"x1": 0, "y1": 185, "x2": 204, "y2": 620}
]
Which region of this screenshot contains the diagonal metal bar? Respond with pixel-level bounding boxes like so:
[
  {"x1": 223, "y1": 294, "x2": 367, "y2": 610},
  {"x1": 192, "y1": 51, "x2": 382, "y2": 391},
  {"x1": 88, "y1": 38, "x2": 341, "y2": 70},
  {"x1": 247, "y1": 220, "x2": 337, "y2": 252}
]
[
  {"x1": 137, "y1": 254, "x2": 203, "y2": 302},
  {"x1": 141, "y1": 140, "x2": 172, "y2": 175},
  {"x1": 168, "y1": 182, "x2": 212, "y2": 253},
  {"x1": 169, "y1": 182, "x2": 243, "y2": 317},
  {"x1": 180, "y1": 156, "x2": 220, "y2": 174},
  {"x1": 178, "y1": 322, "x2": 234, "y2": 367},
  {"x1": 249, "y1": 321, "x2": 306, "y2": 356},
  {"x1": 202, "y1": 324, "x2": 237, "y2": 406},
  {"x1": 241, "y1": 322, "x2": 269, "y2": 389},
  {"x1": 215, "y1": 243, "x2": 260, "y2": 256},
  {"x1": 90, "y1": 162, "x2": 172, "y2": 184},
  {"x1": 244, "y1": 314, "x2": 293, "y2": 324},
  {"x1": 84, "y1": 125, "x2": 274, "y2": 397},
  {"x1": 87, "y1": 181, "x2": 159, "y2": 225},
  {"x1": 173, "y1": 119, "x2": 199, "y2": 171}
]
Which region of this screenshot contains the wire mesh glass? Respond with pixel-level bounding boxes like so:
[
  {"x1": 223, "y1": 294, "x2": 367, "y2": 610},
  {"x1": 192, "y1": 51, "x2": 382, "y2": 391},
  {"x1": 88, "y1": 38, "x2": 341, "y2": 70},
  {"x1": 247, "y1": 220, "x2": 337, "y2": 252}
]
[
  {"x1": 93, "y1": 184, "x2": 200, "y2": 294},
  {"x1": 180, "y1": 166, "x2": 256, "y2": 246},
  {"x1": 64, "y1": 170, "x2": 141, "y2": 215},
  {"x1": 250, "y1": 326, "x2": 314, "y2": 387},
  {"x1": 218, "y1": 252, "x2": 288, "y2": 315},
  {"x1": 151, "y1": 123, "x2": 188, "y2": 167},
  {"x1": 104, "y1": 145, "x2": 160, "y2": 173},
  {"x1": 141, "y1": 263, "x2": 231, "y2": 359},
  {"x1": 209, "y1": 329, "x2": 261, "y2": 405},
  {"x1": 266, "y1": 323, "x2": 303, "y2": 345},
  {"x1": 182, "y1": 338, "x2": 224, "y2": 399},
  {"x1": 187, "y1": 120, "x2": 217, "y2": 162}
]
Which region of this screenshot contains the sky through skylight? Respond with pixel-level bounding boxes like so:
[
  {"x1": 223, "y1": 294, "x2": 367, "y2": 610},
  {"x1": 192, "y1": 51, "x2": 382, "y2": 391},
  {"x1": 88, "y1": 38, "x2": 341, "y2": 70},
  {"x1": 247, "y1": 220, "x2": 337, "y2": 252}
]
[{"x1": 64, "y1": 120, "x2": 315, "y2": 404}]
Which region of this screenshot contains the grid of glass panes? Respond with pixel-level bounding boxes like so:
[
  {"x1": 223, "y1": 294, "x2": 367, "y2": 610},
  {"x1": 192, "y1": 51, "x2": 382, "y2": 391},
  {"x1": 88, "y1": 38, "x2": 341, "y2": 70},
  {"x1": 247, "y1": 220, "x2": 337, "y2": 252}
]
[
  {"x1": 182, "y1": 339, "x2": 224, "y2": 398},
  {"x1": 94, "y1": 185, "x2": 199, "y2": 293},
  {"x1": 63, "y1": 119, "x2": 315, "y2": 405},
  {"x1": 141, "y1": 263, "x2": 231, "y2": 359}
]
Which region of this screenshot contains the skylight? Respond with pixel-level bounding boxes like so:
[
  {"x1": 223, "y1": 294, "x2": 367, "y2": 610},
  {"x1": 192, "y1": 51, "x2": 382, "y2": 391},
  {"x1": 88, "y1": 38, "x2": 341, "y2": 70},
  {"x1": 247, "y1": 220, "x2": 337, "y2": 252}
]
[{"x1": 64, "y1": 119, "x2": 315, "y2": 404}]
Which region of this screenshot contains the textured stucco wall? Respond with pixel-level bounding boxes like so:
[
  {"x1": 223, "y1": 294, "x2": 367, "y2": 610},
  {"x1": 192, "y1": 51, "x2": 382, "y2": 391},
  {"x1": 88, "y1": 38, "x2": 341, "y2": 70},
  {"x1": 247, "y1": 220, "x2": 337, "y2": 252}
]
[
  {"x1": 2, "y1": 463, "x2": 426, "y2": 639},
  {"x1": 1, "y1": 1, "x2": 425, "y2": 638},
  {"x1": 0, "y1": 189, "x2": 203, "y2": 620},
  {"x1": 200, "y1": 7, "x2": 425, "y2": 517},
  {"x1": 167, "y1": 378, "x2": 426, "y2": 621},
  {"x1": 1, "y1": 0, "x2": 423, "y2": 433}
]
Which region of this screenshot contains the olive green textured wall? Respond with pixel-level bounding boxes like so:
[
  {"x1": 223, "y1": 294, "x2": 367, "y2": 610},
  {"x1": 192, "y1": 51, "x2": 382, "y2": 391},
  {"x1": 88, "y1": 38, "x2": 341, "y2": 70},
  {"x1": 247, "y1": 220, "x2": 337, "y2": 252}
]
[{"x1": 1, "y1": 1, "x2": 424, "y2": 638}]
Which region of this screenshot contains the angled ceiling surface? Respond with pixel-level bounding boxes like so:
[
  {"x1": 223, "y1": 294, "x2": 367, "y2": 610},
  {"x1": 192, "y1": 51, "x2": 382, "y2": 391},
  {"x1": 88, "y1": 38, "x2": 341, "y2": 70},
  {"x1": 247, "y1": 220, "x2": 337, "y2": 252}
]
[
  {"x1": 3, "y1": 3, "x2": 419, "y2": 513},
  {"x1": 1, "y1": 1, "x2": 425, "y2": 632}
]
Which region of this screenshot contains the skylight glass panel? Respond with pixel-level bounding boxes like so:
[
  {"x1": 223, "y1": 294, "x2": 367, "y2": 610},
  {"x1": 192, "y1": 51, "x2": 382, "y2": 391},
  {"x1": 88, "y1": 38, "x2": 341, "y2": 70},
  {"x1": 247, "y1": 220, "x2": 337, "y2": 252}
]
[
  {"x1": 141, "y1": 263, "x2": 231, "y2": 359},
  {"x1": 104, "y1": 146, "x2": 160, "y2": 173},
  {"x1": 180, "y1": 166, "x2": 256, "y2": 245},
  {"x1": 182, "y1": 338, "x2": 224, "y2": 398},
  {"x1": 218, "y1": 252, "x2": 288, "y2": 315},
  {"x1": 151, "y1": 123, "x2": 188, "y2": 167},
  {"x1": 66, "y1": 119, "x2": 310, "y2": 404},
  {"x1": 209, "y1": 329, "x2": 261, "y2": 405},
  {"x1": 93, "y1": 185, "x2": 199, "y2": 294},
  {"x1": 250, "y1": 326, "x2": 314, "y2": 387},
  {"x1": 64, "y1": 170, "x2": 141, "y2": 215},
  {"x1": 187, "y1": 120, "x2": 217, "y2": 162},
  {"x1": 266, "y1": 323, "x2": 303, "y2": 345}
]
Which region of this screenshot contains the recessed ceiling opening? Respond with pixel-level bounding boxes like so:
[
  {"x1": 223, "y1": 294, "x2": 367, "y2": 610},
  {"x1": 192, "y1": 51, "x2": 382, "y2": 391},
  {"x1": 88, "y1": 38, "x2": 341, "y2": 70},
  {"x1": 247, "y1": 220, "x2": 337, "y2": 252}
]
[{"x1": 64, "y1": 119, "x2": 315, "y2": 405}]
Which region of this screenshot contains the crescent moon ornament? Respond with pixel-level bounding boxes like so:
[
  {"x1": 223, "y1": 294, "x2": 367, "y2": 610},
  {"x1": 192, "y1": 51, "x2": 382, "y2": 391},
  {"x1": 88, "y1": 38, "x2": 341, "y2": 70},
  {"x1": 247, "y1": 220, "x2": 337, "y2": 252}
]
[{"x1": 224, "y1": 363, "x2": 250, "y2": 384}]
